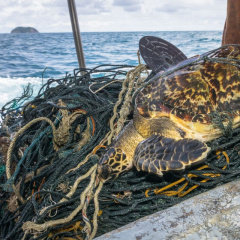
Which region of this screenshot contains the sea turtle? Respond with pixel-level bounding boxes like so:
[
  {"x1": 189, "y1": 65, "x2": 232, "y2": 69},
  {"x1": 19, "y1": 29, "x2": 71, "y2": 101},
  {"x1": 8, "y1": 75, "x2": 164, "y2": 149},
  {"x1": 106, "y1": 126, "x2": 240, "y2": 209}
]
[{"x1": 97, "y1": 44, "x2": 240, "y2": 181}]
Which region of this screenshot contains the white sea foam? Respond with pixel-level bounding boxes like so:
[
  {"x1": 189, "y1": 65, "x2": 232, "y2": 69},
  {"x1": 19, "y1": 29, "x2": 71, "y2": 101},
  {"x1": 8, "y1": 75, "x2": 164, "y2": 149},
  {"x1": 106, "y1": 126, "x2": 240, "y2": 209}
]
[{"x1": 0, "y1": 77, "x2": 46, "y2": 108}]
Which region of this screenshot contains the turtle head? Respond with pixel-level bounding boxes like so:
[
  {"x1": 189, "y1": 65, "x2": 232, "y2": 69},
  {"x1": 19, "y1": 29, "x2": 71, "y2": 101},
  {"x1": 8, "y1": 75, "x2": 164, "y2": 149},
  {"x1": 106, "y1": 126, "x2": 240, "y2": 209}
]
[{"x1": 97, "y1": 147, "x2": 130, "y2": 181}]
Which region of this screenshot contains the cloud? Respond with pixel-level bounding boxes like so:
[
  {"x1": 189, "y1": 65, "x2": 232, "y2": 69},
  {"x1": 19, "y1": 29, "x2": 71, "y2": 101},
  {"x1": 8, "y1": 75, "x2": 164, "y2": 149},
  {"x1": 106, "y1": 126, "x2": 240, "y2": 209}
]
[
  {"x1": 0, "y1": 0, "x2": 227, "y2": 33},
  {"x1": 0, "y1": 0, "x2": 112, "y2": 33},
  {"x1": 78, "y1": 0, "x2": 111, "y2": 15},
  {"x1": 155, "y1": 0, "x2": 216, "y2": 14},
  {"x1": 156, "y1": 4, "x2": 180, "y2": 13},
  {"x1": 42, "y1": 0, "x2": 69, "y2": 8},
  {"x1": 113, "y1": 0, "x2": 142, "y2": 12}
]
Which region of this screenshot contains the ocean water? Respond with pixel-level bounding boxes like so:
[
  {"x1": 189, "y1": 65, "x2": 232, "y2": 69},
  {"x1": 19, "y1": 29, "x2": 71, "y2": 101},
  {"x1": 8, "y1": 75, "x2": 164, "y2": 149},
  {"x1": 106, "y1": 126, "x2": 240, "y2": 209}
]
[{"x1": 0, "y1": 31, "x2": 222, "y2": 108}]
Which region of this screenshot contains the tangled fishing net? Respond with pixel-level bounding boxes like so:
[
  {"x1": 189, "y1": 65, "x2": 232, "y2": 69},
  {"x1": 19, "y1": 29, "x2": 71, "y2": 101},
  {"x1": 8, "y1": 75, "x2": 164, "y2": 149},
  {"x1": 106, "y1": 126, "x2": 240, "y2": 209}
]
[{"x1": 1, "y1": 60, "x2": 240, "y2": 240}]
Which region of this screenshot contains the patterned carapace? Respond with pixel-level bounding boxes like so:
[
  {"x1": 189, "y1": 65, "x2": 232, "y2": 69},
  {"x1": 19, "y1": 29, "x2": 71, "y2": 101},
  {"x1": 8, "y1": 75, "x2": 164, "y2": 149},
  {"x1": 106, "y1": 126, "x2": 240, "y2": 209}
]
[{"x1": 97, "y1": 45, "x2": 240, "y2": 181}]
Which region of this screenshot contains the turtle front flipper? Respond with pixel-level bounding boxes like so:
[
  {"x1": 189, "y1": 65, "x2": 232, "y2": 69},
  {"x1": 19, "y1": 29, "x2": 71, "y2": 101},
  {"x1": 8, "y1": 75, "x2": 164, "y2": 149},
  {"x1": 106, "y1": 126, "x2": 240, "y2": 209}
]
[{"x1": 134, "y1": 135, "x2": 211, "y2": 176}]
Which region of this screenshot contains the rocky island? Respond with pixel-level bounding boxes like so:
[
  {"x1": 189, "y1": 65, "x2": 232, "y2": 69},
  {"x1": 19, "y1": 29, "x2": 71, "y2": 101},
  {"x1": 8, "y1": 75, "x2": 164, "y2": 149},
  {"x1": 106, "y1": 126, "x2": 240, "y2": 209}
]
[{"x1": 11, "y1": 27, "x2": 39, "y2": 34}]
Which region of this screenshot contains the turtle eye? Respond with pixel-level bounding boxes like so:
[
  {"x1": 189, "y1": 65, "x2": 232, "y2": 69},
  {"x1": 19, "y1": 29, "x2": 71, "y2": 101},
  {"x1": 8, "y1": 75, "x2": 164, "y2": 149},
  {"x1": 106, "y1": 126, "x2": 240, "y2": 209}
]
[
  {"x1": 99, "y1": 155, "x2": 109, "y2": 165},
  {"x1": 107, "y1": 147, "x2": 116, "y2": 158}
]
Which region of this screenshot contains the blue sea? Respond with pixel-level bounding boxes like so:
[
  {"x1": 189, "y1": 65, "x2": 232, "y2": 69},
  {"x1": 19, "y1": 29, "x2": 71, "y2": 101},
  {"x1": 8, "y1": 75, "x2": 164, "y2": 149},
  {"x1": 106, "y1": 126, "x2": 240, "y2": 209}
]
[{"x1": 0, "y1": 31, "x2": 222, "y2": 108}]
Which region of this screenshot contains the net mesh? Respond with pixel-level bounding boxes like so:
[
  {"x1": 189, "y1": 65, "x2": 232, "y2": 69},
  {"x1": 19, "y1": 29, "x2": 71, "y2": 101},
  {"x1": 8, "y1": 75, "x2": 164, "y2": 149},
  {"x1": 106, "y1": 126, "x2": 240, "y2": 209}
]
[{"x1": 0, "y1": 61, "x2": 240, "y2": 240}]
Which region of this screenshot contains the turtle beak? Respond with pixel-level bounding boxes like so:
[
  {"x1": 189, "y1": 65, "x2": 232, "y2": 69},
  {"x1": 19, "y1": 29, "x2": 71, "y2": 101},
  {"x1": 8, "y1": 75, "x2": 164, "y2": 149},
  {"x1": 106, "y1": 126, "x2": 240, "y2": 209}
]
[{"x1": 97, "y1": 164, "x2": 112, "y2": 181}]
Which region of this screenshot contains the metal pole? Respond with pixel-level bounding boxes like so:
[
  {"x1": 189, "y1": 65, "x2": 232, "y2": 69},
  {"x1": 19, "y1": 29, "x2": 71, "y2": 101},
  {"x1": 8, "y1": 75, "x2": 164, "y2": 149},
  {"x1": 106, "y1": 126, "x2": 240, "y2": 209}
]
[{"x1": 67, "y1": 0, "x2": 86, "y2": 75}]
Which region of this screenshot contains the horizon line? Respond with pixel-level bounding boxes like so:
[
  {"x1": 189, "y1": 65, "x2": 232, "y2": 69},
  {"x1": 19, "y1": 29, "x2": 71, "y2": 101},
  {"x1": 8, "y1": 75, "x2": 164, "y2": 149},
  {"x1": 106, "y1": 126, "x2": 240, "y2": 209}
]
[{"x1": 0, "y1": 29, "x2": 223, "y2": 34}]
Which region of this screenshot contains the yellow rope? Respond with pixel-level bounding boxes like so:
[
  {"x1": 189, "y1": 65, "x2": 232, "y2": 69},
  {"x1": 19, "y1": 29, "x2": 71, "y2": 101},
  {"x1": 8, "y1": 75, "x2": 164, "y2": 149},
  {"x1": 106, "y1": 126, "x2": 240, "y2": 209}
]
[
  {"x1": 22, "y1": 165, "x2": 104, "y2": 240},
  {"x1": 82, "y1": 186, "x2": 95, "y2": 238},
  {"x1": 61, "y1": 165, "x2": 97, "y2": 202},
  {"x1": 6, "y1": 117, "x2": 57, "y2": 203},
  {"x1": 66, "y1": 153, "x2": 93, "y2": 174},
  {"x1": 6, "y1": 117, "x2": 57, "y2": 180},
  {"x1": 48, "y1": 221, "x2": 83, "y2": 239},
  {"x1": 154, "y1": 177, "x2": 186, "y2": 195},
  {"x1": 55, "y1": 100, "x2": 89, "y2": 151},
  {"x1": 153, "y1": 151, "x2": 230, "y2": 197},
  {"x1": 21, "y1": 231, "x2": 28, "y2": 240},
  {"x1": 22, "y1": 165, "x2": 97, "y2": 233},
  {"x1": 67, "y1": 130, "x2": 110, "y2": 175},
  {"x1": 107, "y1": 64, "x2": 148, "y2": 144},
  {"x1": 89, "y1": 80, "x2": 123, "y2": 94},
  {"x1": 89, "y1": 181, "x2": 104, "y2": 240},
  {"x1": 20, "y1": 65, "x2": 148, "y2": 238}
]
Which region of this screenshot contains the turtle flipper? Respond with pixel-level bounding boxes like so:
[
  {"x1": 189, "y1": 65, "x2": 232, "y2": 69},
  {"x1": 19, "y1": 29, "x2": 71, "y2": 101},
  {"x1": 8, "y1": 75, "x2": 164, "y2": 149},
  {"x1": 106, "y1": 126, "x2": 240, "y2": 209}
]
[
  {"x1": 133, "y1": 135, "x2": 210, "y2": 176},
  {"x1": 139, "y1": 36, "x2": 187, "y2": 73}
]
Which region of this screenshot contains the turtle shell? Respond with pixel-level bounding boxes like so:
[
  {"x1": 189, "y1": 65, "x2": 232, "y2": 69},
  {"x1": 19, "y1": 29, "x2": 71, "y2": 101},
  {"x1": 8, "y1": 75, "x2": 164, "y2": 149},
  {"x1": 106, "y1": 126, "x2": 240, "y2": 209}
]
[{"x1": 136, "y1": 45, "x2": 240, "y2": 130}]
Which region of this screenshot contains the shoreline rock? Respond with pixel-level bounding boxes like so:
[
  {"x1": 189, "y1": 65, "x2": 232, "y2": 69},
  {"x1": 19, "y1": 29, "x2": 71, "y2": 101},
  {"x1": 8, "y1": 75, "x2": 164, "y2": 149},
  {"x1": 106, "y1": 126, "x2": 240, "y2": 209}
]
[{"x1": 11, "y1": 27, "x2": 39, "y2": 34}]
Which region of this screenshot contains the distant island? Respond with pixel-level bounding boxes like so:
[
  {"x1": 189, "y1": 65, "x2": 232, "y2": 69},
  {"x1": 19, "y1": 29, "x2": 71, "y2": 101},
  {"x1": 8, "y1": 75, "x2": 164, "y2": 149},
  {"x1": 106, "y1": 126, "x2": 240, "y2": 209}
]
[{"x1": 11, "y1": 27, "x2": 39, "y2": 34}]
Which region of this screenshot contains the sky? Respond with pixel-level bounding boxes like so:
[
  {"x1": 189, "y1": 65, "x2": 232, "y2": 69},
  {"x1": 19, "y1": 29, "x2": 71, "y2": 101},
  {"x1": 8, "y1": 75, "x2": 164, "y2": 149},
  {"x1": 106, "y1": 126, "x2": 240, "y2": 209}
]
[{"x1": 0, "y1": 0, "x2": 227, "y2": 33}]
